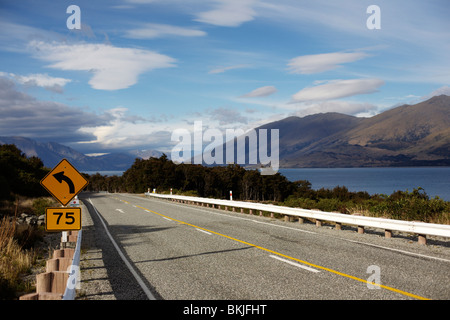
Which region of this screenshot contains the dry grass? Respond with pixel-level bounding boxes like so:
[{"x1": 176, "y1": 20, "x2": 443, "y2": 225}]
[
  {"x1": 0, "y1": 195, "x2": 60, "y2": 298},
  {"x1": 348, "y1": 205, "x2": 450, "y2": 225},
  {"x1": 0, "y1": 217, "x2": 37, "y2": 298},
  {"x1": 0, "y1": 196, "x2": 56, "y2": 217},
  {"x1": 432, "y1": 211, "x2": 450, "y2": 225}
]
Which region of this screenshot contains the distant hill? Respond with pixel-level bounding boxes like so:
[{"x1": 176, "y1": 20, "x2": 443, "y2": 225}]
[
  {"x1": 128, "y1": 149, "x2": 163, "y2": 160},
  {"x1": 207, "y1": 95, "x2": 450, "y2": 168},
  {"x1": 266, "y1": 95, "x2": 450, "y2": 167},
  {"x1": 343, "y1": 95, "x2": 450, "y2": 163},
  {"x1": 258, "y1": 113, "x2": 364, "y2": 164},
  {"x1": 0, "y1": 136, "x2": 139, "y2": 171}
]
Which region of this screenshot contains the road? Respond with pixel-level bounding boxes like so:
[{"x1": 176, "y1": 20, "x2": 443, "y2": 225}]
[{"x1": 79, "y1": 192, "x2": 450, "y2": 300}]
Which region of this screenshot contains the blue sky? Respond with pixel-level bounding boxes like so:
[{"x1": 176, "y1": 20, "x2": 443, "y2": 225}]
[{"x1": 0, "y1": 0, "x2": 449, "y2": 155}]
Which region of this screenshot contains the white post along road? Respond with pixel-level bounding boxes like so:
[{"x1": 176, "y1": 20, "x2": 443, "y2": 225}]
[{"x1": 79, "y1": 192, "x2": 450, "y2": 300}]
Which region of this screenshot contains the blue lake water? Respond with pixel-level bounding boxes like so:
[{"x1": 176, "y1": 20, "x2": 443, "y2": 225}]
[
  {"x1": 83, "y1": 171, "x2": 125, "y2": 177},
  {"x1": 278, "y1": 167, "x2": 450, "y2": 201},
  {"x1": 84, "y1": 167, "x2": 450, "y2": 201}
]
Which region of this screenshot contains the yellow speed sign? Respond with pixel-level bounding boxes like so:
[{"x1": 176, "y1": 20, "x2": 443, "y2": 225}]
[{"x1": 45, "y1": 207, "x2": 81, "y2": 231}]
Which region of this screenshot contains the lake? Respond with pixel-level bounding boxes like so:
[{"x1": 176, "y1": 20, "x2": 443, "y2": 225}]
[
  {"x1": 83, "y1": 171, "x2": 125, "y2": 177},
  {"x1": 83, "y1": 167, "x2": 450, "y2": 201},
  {"x1": 278, "y1": 167, "x2": 450, "y2": 201}
]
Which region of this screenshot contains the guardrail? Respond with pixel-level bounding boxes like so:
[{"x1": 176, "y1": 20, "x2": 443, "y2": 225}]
[
  {"x1": 62, "y1": 229, "x2": 82, "y2": 300},
  {"x1": 19, "y1": 230, "x2": 82, "y2": 300},
  {"x1": 145, "y1": 192, "x2": 450, "y2": 245}
]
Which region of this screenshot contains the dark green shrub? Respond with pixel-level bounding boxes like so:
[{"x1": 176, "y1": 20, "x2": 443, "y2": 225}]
[{"x1": 32, "y1": 198, "x2": 53, "y2": 216}]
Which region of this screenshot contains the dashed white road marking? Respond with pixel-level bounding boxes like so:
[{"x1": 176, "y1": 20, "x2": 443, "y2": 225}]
[
  {"x1": 196, "y1": 228, "x2": 212, "y2": 235},
  {"x1": 269, "y1": 255, "x2": 320, "y2": 273}
]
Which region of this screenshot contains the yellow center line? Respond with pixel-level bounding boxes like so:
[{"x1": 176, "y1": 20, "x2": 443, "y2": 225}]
[{"x1": 133, "y1": 203, "x2": 430, "y2": 300}]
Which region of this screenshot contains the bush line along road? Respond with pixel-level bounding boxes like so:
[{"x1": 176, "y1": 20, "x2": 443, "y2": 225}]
[{"x1": 79, "y1": 192, "x2": 450, "y2": 300}]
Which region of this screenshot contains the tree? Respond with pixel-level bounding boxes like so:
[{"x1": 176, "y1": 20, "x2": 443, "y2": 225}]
[
  {"x1": 261, "y1": 173, "x2": 293, "y2": 202},
  {"x1": 0, "y1": 144, "x2": 49, "y2": 199},
  {"x1": 242, "y1": 170, "x2": 262, "y2": 201}
]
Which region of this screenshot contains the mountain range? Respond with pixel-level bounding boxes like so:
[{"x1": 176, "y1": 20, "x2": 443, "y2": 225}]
[
  {"x1": 257, "y1": 94, "x2": 450, "y2": 167},
  {"x1": 0, "y1": 136, "x2": 161, "y2": 171},
  {"x1": 1, "y1": 95, "x2": 449, "y2": 170}
]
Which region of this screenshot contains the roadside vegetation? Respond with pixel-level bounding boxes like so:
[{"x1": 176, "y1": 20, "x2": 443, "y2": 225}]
[
  {"x1": 282, "y1": 185, "x2": 449, "y2": 225},
  {"x1": 0, "y1": 217, "x2": 38, "y2": 299},
  {"x1": 85, "y1": 154, "x2": 450, "y2": 225},
  {"x1": 0, "y1": 144, "x2": 53, "y2": 299}
]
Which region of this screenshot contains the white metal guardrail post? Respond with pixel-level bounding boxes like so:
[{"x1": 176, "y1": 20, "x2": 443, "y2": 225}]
[{"x1": 145, "y1": 192, "x2": 450, "y2": 244}]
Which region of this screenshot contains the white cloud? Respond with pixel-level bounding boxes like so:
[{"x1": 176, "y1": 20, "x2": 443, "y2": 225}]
[
  {"x1": 240, "y1": 86, "x2": 277, "y2": 98},
  {"x1": 195, "y1": 0, "x2": 257, "y2": 27},
  {"x1": 206, "y1": 107, "x2": 248, "y2": 125},
  {"x1": 9, "y1": 73, "x2": 72, "y2": 93},
  {"x1": 125, "y1": 23, "x2": 206, "y2": 39},
  {"x1": 208, "y1": 64, "x2": 249, "y2": 74},
  {"x1": 292, "y1": 78, "x2": 384, "y2": 102},
  {"x1": 288, "y1": 51, "x2": 369, "y2": 74},
  {"x1": 292, "y1": 100, "x2": 378, "y2": 118},
  {"x1": 258, "y1": 1, "x2": 367, "y2": 36},
  {"x1": 0, "y1": 77, "x2": 109, "y2": 142},
  {"x1": 29, "y1": 41, "x2": 176, "y2": 90},
  {"x1": 77, "y1": 106, "x2": 175, "y2": 151},
  {"x1": 0, "y1": 21, "x2": 59, "y2": 53},
  {"x1": 418, "y1": 86, "x2": 450, "y2": 101}
]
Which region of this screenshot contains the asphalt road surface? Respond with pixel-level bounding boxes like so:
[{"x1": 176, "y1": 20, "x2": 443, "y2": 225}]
[{"x1": 79, "y1": 192, "x2": 450, "y2": 301}]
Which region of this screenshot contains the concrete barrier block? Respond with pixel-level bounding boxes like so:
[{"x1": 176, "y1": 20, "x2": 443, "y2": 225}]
[
  {"x1": 418, "y1": 234, "x2": 427, "y2": 245},
  {"x1": 36, "y1": 271, "x2": 69, "y2": 295},
  {"x1": 53, "y1": 248, "x2": 75, "y2": 259},
  {"x1": 19, "y1": 293, "x2": 39, "y2": 300},
  {"x1": 20, "y1": 292, "x2": 62, "y2": 300},
  {"x1": 46, "y1": 258, "x2": 73, "y2": 272}
]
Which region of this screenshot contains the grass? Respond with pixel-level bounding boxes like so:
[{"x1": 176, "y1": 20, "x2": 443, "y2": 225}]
[
  {"x1": 0, "y1": 217, "x2": 38, "y2": 299},
  {"x1": 281, "y1": 188, "x2": 450, "y2": 225},
  {"x1": 0, "y1": 196, "x2": 56, "y2": 299},
  {"x1": 0, "y1": 196, "x2": 56, "y2": 218}
]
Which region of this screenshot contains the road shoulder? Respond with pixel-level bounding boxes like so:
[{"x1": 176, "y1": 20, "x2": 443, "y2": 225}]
[{"x1": 77, "y1": 199, "x2": 116, "y2": 300}]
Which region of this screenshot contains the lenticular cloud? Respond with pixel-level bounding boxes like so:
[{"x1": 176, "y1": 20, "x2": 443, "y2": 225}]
[
  {"x1": 29, "y1": 40, "x2": 176, "y2": 90},
  {"x1": 292, "y1": 78, "x2": 384, "y2": 102}
]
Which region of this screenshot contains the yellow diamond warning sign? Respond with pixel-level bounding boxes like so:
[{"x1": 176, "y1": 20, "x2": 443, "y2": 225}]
[{"x1": 40, "y1": 159, "x2": 89, "y2": 206}]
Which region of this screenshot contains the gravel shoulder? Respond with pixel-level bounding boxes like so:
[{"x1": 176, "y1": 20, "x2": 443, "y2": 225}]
[{"x1": 77, "y1": 200, "x2": 116, "y2": 300}]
